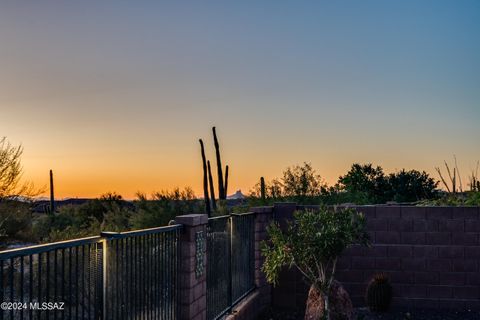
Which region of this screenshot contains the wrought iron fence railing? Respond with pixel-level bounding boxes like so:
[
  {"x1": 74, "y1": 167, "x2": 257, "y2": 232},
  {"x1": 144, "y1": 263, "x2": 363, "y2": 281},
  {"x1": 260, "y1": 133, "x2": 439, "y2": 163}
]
[
  {"x1": 230, "y1": 213, "x2": 255, "y2": 305},
  {"x1": 0, "y1": 236, "x2": 103, "y2": 320},
  {"x1": 206, "y1": 213, "x2": 255, "y2": 320},
  {"x1": 0, "y1": 225, "x2": 181, "y2": 320},
  {"x1": 102, "y1": 226, "x2": 180, "y2": 320}
]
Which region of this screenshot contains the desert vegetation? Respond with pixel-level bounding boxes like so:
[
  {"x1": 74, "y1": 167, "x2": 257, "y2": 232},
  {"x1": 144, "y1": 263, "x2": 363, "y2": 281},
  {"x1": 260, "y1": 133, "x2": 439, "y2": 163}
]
[
  {"x1": 0, "y1": 137, "x2": 42, "y2": 244},
  {"x1": 261, "y1": 207, "x2": 370, "y2": 320},
  {"x1": 249, "y1": 162, "x2": 441, "y2": 206},
  {"x1": 1, "y1": 133, "x2": 479, "y2": 246},
  {"x1": 30, "y1": 189, "x2": 203, "y2": 243},
  {"x1": 0, "y1": 137, "x2": 203, "y2": 244}
]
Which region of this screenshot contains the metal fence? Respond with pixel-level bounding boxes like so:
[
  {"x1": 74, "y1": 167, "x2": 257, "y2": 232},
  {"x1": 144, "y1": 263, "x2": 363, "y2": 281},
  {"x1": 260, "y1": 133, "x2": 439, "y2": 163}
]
[
  {"x1": 206, "y1": 213, "x2": 255, "y2": 320},
  {"x1": 230, "y1": 214, "x2": 255, "y2": 305},
  {"x1": 0, "y1": 236, "x2": 103, "y2": 320},
  {"x1": 0, "y1": 225, "x2": 181, "y2": 320},
  {"x1": 103, "y1": 226, "x2": 180, "y2": 320}
]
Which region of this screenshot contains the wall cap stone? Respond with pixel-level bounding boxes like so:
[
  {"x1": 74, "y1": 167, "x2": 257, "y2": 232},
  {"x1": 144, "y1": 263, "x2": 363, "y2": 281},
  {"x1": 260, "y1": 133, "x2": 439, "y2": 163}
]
[
  {"x1": 273, "y1": 202, "x2": 297, "y2": 206},
  {"x1": 175, "y1": 214, "x2": 208, "y2": 226},
  {"x1": 251, "y1": 206, "x2": 274, "y2": 213}
]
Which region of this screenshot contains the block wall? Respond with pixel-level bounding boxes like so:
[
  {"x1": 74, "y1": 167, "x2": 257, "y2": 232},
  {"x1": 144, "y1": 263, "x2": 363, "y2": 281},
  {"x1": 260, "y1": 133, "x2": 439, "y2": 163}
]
[{"x1": 271, "y1": 205, "x2": 480, "y2": 311}]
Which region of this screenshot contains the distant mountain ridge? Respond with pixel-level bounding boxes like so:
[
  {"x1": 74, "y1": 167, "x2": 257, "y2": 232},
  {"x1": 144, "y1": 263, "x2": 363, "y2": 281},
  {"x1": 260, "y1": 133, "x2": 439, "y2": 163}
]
[{"x1": 227, "y1": 190, "x2": 245, "y2": 199}]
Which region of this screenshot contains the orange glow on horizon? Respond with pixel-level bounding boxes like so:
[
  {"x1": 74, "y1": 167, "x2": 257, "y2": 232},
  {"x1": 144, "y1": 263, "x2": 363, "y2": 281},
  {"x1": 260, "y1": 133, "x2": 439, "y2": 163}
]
[
  {"x1": 22, "y1": 151, "x2": 476, "y2": 200},
  {"x1": 1, "y1": 2, "x2": 478, "y2": 200}
]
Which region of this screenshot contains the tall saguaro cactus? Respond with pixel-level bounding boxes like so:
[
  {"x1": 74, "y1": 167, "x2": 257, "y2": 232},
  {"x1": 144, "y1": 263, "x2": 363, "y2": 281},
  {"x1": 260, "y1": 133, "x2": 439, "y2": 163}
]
[
  {"x1": 207, "y1": 160, "x2": 217, "y2": 211},
  {"x1": 260, "y1": 176, "x2": 266, "y2": 201},
  {"x1": 199, "y1": 139, "x2": 211, "y2": 216},
  {"x1": 199, "y1": 127, "x2": 230, "y2": 212},
  {"x1": 212, "y1": 127, "x2": 226, "y2": 200},
  {"x1": 49, "y1": 169, "x2": 55, "y2": 214},
  {"x1": 224, "y1": 165, "x2": 229, "y2": 198}
]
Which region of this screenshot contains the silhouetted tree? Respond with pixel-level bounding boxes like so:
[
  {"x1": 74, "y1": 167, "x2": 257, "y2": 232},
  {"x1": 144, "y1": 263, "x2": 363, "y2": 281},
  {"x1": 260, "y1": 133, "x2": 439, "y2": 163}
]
[
  {"x1": 388, "y1": 169, "x2": 438, "y2": 202},
  {"x1": 338, "y1": 163, "x2": 390, "y2": 204},
  {"x1": 0, "y1": 137, "x2": 40, "y2": 239},
  {"x1": 282, "y1": 162, "x2": 326, "y2": 200},
  {"x1": 0, "y1": 137, "x2": 38, "y2": 200}
]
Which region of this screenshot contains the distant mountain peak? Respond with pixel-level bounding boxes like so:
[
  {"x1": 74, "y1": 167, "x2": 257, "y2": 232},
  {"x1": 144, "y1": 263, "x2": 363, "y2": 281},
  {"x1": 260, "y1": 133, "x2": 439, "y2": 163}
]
[{"x1": 227, "y1": 190, "x2": 245, "y2": 199}]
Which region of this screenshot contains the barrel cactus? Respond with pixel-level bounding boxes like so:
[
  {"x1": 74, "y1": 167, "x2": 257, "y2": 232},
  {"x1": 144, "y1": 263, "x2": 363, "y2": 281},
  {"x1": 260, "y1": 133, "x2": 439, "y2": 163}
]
[{"x1": 366, "y1": 273, "x2": 392, "y2": 312}]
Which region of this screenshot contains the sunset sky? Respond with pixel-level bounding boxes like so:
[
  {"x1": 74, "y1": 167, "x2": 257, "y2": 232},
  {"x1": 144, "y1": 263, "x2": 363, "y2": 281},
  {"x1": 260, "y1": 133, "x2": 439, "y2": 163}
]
[{"x1": 1, "y1": 1, "x2": 479, "y2": 199}]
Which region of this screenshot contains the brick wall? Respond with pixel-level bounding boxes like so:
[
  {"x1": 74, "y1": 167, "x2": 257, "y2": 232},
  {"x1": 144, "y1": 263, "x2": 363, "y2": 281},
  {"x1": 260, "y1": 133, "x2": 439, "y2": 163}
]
[{"x1": 271, "y1": 205, "x2": 480, "y2": 311}]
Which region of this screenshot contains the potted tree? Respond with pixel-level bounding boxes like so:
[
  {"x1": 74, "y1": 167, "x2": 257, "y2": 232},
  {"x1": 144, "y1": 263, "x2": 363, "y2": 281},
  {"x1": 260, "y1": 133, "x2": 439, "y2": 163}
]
[{"x1": 261, "y1": 207, "x2": 370, "y2": 320}]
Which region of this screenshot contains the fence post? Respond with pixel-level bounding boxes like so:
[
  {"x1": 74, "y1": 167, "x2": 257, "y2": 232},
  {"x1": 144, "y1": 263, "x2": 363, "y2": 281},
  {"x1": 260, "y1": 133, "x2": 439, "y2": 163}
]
[
  {"x1": 99, "y1": 231, "x2": 121, "y2": 320},
  {"x1": 251, "y1": 206, "x2": 274, "y2": 309},
  {"x1": 175, "y1": 214, "x2": 208, "y2": 320}
]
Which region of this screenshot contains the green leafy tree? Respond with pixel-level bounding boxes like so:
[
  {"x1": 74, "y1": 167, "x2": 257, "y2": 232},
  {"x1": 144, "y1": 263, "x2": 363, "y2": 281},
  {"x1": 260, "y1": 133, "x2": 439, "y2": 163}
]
[
  {"x1": 388, "y1": 169, "x2": 438, "y2": 202},
  {"x1": 282, "y1": 162, "x2": 326, "y2": 199},
  {"x1": 338, "y1": 163, "x2": 390, "y2": 204},
  {"x1": 261, "y1": 207, "x2": 370, "y2": 319},
  {"x1": 250, "y1": 163, "x2": 326, "y2": 204},
  {"x1": 249, "y1": 178, "x2": 283, "y2": 200}
]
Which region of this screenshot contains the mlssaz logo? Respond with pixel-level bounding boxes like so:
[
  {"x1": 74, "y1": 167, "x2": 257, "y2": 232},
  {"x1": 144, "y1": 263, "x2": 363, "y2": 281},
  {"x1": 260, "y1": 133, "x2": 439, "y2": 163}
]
[{"x1": 29, "y1": 302, "x2": 65, "y2": 310}]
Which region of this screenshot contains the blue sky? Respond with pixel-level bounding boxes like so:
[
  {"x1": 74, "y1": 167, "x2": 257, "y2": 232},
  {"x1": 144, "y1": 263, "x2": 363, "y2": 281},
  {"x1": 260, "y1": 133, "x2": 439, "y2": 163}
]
[{"x1": 1, "y1": 1, "x2": 479, "y2": 198}]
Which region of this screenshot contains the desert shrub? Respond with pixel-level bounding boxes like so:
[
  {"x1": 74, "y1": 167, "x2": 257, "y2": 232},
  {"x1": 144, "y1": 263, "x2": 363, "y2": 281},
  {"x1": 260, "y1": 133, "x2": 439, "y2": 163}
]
[
  {"x1": 28, "y1": 188, "x2": 203, "y2": 242},
  {"x1": 262, "y1": 207, "x2": 370, "y2": 319},
  {"x1": 32, "y1": 205, "x2": 102, "y2": 242},
  {"x1": 38, "y1": 220, "x2": 101, "y2": 243},
  {"x1": 249, "y1": 163, "x2": 327, "y2": 205},
  {"x1": 466, "y1": 192, "x2": 480, "y2": 205},
  {"x1": 129, "y1": 202, "x2": 174, "y2": 230},
  {"x1": 418, "y1": 191, "x2": 480, "y2": 207},
  {"x1": 130, "y1": 188, "x2": 203, "y2": 229},
  {"x1": 31, "y1": 193, "x2": 134, "y2": 242},
  {"x1": 102, "y1": 206, "x2": 131, "y2": 232},
  {"x1": 0, "y1": 200, "x2": 33, "y2": 240}
]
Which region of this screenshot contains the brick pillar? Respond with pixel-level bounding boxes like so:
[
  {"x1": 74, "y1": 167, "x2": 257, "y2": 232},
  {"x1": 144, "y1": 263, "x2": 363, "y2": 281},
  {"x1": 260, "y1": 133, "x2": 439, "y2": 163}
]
[
  {"x1": 175, "y1": 214, "x2": 208, "y2": 320},
  {"x1": 251, "y1": 206, "x2": 274, "y2": 309}
]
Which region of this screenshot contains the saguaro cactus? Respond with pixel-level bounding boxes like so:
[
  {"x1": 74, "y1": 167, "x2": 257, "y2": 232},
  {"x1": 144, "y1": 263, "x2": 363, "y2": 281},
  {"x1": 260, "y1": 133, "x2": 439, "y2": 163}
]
[
  {"x1": 260, "y1": 176, "x2": 266, "y2": 201},
  {"x1": 207, "y1": 160, "x2": 217, "y2": 211},
  {"x1": 49, "y1": 169, "x2": 55, "y2": 214},
  {"x1": 224, "y1": 165, "x2": 229, "y2": 198},
  {"x1": 199, "y1": 139, "x2": 211, "y2": 216},
  {"x1": 212, "y1": 127, "x2": 225, "y2": 199}
]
